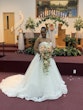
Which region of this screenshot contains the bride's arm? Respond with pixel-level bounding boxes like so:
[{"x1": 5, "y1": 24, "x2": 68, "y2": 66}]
[{"x1": 34, "y1": 38, "x2": 40, "y2": 53}]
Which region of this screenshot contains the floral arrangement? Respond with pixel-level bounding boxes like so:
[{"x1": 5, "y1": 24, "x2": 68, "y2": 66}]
[
  {"x1": 74, "y1": 16, "x2": 83, "y2": 31},
  {"x1": 25, "y1": 17, "x2": 35, "y2": 29},
  {"x1": 39, "y1": 42, "x2": 53, "y2": 73},
  {"x1": 35, "y1": 15, "x2": 69, "y2": 27},
  {"x1": 25, "y1": 16, "x2": 69, "y2": 30}
]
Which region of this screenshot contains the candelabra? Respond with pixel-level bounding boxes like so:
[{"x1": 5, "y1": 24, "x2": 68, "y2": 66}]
[{"x1": 38, "y1": 8, "x2": 67, "y2": 19}]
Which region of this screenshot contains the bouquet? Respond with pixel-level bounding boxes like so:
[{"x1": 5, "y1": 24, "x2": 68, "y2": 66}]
[{"x1": 39, "y1": 42, "x2": 53, "y2": 73}]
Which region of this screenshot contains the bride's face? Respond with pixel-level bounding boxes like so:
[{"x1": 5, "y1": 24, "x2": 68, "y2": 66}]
[{"x1": 41, "y1": 30, "x2": 46, "y2": 38}]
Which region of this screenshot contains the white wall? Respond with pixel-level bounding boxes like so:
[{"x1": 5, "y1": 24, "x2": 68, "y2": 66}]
[
  {"x1": 0, "y1": 0, "x2": 83, "y2": 43},
  {"x1": 0, "y1": 0, "x2": 36, "y2": 43}
]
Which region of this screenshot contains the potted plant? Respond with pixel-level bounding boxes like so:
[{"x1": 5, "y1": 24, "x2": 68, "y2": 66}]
[
  {"x1": 25, "y1": 17, "x2": 35, "y2": 30},
  {"x1": 74, "y1": 16, "x2": 83, "y2": 31},
  {"x1": 25, "y1": 17, "x2": 35, "y2": 45},
  {"x1": 63, "y1": 35, "x2": 77, "y2": 47},
  {"x1": 53, "y1": 47, "x2": 81, "y2": 56},
  {"x1": 63, "y1": 35, "x2": 71, "y2": 47},
  {"x1": 74, "y1": 16, "x2": 83, "y2": 44}
]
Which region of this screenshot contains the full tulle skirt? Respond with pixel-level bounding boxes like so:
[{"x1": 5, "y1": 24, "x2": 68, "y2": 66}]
[{"x1": 0, "y1": 54, "x2": 68, "y2": 102}]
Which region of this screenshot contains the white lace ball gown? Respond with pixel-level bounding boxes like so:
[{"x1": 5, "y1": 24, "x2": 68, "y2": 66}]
[{"x1": 0, "y1": 42, "x2": 68, "y2": 102}]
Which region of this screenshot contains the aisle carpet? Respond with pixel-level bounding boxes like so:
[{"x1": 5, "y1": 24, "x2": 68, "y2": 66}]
[{"x1": 0, "y1": 72, "x2": 83, "y2": 110}]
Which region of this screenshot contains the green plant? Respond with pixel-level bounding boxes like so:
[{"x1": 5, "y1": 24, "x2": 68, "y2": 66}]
[
  {"x1": 74, "y1": 16, "x2": 83, "y2": 31},
  {"x1": 24, "y1": 47, "x2": 35, "y2": 55},
  {"x1": 24, "y1": 35, "x2": 81, "y2": 56},
  {"x1": 29, "y1": 37, "x2": 37, "y2": 47},
  {"x1": 63, "y1": 35, "x2": 70, "y2": 43},
  {"x1": 24, "y1": 46, "x2": 82, "y2": 56},
  {"x1": 63, "y1": 35, "x2": 77, "y2": 47},
  {"x1": 52, "y1": 48, "x2": 66, "y2": 56},
  {"x1": 24, "y1": 37, "x2": 37, "y2": 55},
  {"x1": 66, "y1": 47, "x2": 81, "y2": 56},
  {"x1": 53, "y1": 47, "x2": 82, "y2": 56}
]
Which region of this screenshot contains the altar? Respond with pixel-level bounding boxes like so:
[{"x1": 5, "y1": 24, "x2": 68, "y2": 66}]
[{"x1": 24, "y1": 24, "x2": 66, "y2": 48}]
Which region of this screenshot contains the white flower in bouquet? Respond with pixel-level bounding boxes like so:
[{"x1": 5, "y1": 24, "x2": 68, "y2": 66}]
[{"x1": 39, "y1": 42, "x2": 53, "y2": 73}]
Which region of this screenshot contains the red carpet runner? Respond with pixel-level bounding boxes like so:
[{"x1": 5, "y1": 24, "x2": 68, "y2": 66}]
[{"x1": 0, "y1": 72, "x2": 83, "y2": 110}]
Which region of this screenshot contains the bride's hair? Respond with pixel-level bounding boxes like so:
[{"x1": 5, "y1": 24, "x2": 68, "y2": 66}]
[{"x1": 41, "y1": 27, "x2": 46, "y2": 32}]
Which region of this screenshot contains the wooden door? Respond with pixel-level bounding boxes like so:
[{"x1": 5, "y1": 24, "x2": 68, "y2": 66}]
[{"x1": 3, "y1": 12, "x2": 15, "y2": 44}]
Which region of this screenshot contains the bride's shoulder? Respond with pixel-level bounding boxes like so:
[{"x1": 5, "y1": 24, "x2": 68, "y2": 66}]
[{"x1": 35, "y1": 37, "x2": 41, "y2": 44}]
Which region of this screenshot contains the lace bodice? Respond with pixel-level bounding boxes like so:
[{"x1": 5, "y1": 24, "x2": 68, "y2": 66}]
[{"x1": 39, "y1": 42, "x2": 52, "y2": 48}]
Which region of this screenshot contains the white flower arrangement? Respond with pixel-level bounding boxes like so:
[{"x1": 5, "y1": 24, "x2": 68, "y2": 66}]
[
  {"x1": 35, "y1": 16, "x2": 69, "y2": 27},
  {"x1": 25, "y1": 17, "x2": 35, "y2": 29},
  {"x1": 74, "y1": 16, "x2": 83, "y2": 31},
  {"x1": 39, "y1": 42, "x2": 53, "y2": 73}
]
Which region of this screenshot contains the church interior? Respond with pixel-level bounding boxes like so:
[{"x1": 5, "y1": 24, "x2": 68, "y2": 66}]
[{"x1": 0, "y1": 0, "x2": 83, "y2": 110}]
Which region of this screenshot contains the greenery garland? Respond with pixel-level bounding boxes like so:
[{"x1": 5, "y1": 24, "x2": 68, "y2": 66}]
[
  {"x1": 25, "y1": 16, "x2": 69, "y2": 29},
  {"x1": 35, "y1": 15, "x2": 69, "y2": 27}
]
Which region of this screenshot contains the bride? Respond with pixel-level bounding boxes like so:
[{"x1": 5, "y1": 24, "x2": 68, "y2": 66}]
[{"x1": 0, "y1": 27, "x2": 68, "y2": 102}]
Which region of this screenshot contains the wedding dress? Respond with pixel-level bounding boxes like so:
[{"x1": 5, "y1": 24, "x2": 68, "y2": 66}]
[{"x1": 0, "y1": 42, "x2": 68, "y2": 102}]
